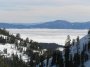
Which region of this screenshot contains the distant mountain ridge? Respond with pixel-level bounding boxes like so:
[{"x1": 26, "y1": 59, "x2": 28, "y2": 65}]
[{"x1": 0, "y1": 20, "x2": 90, "y2": 29}]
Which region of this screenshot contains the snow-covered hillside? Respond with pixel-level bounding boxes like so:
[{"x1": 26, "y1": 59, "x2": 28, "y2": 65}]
[
  {"x1": 84, "y1": 60, "x2": 90, "y2": 67},
  {"x1": 0, "y1": 28, "x2": 90, "y2": 67},
  {"x1": 70, "y1": 35, "x2": 89, "y2": 57},
  {"x1": 0, "y1": 43, "x2": 29, "y2": 62},
  {"x1": 0, "y1": 29, "x2": 56, "y2": 67},
  {"x1": 36, "y1": 31, "x2": 90, "y2": 67},
  {"x1": 68, "y1": 33, "x2": 90, "y2": 67}
]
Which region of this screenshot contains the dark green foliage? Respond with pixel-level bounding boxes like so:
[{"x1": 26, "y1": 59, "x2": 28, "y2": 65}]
[
  {"x1": 88, "y1": 40, "x2": 90, "y2": 51},
  {"x1": 16, "y1": 33, "x2": 20, "y2": 39},
  {"x1": 26, "y1": 37, "x2": 29, "y2": 42},
  {"x1": 51, "y1": 51, "x2": 64, "y2": 67},
  {"x1": 0, "y1": 55, "x2": 28, "y2": 67},
  {"x1": 76, "y1": 36, "x2": 80, "y2": 53},
  {"x1": 73, "y1": 53, "x2": 80, "y2": 67},
  {"x1": 88, "y1": 29, "x2": 90, "y2": 34},
  {"x1": 0, "y1": 28, "x2": 9, "y2": 36},
  {"x1": 72, "y1": 39, "x2": 75, "y2": 46},
  {"x1": 3, "y1": 48, "x2": 7, "y2": 54},
  {"x1": 30, "y1": 42, "x2": 39, "y2": 50},
  {"x1": 0, "y1": 36, "x2": 6, "y2": 44},
  {"x1": 64, "y1": 46, "x2": 70, "y2": 67}
]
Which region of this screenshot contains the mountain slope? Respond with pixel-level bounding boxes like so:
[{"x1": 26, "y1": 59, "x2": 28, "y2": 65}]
[
  {"x1": 0, "y1": 23, "x2": 27, "y2": 28},
  {"x1": 1, "y1": 20, "x2": 90, "y2": 29},
  {"x1": 30, "y1": 20, "x2": 90, "y2": 29}
]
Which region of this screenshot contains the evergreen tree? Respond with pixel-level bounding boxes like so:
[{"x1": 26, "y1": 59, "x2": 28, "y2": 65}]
[
  {"x1": 88, "y1": 29, "x2": 90, "y2": 34},
  {"x1": 16, "y1": 33, "x2": 20, "y2": 39},
  {"x1": 64, "y1": 46, "x2": 70, "y2": 67},
  {"x1": 72, "y1": 39, "x2": 75, "y2": 46},
  {"x1": 57, "y1": 51, "x2": 64, "y2": 67},
  {"x1": 26, "y1": 37, "x2": 29, "y2": 42},
  {"x1": 76, "y1": 36, "x2": 80, "y2": 54},
  {"x1": 65, "y1": 35, "x2": 71, "y2": 47},
  {"x1": 73, "y1": 53, "x2": 78, "y2": 67},
  {"x1": 64, "y1": 35, "x2": 71, "y2": 67}
]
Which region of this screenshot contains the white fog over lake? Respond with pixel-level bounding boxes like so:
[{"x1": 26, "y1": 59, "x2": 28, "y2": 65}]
[{"x1": 7, "y1": 29, "x2": 88, "y2": 45}]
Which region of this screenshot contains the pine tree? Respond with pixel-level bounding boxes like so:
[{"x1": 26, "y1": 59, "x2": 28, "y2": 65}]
[
  {"x1": 64, "y1": 46, "x2": 70, "y2": 67},
  {"x1": 64, "y1": 35, "x2": 71, "y2": 67},
  {"x1": 72, "y1": 39, "x2": 75, "y2": 46},
  {"x1": 57, "y1": 51, "x2": 64, "y2": 67},
  {"x1": 76, "y1": 36, "x2": 80, "y2": 54},
  {"x1": 65, "y1": 35, "x2": 71, "y2": 47},
  {"x1": 16, "y1": 33, "x2": 20, "y2": 39},
  {"x1": 26, "y1": 37, "x2": 29, "y2": 42},
  {"x1": 73, "y1": 53, "x2": 80, "y2": 67},
  {"x1": 88, "y1": 29, "x2": 90, "y2": 34}
]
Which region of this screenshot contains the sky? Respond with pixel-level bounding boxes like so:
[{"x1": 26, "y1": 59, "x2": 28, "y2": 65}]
[{"x1": 0, "y1": 0, "x2": 90, "y2": 23}]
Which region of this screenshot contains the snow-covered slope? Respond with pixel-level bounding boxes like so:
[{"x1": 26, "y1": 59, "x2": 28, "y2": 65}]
[
  {"x1": 70, "y1": 35, "x2": 89, "y2": 57},
  {"x1": 84, "y1": 60, "x2": 90, "y2": 67},
  {"x1": 0, "y1": 43, "x2": 29, "y2": 62},
  {"x1": 0, "y1": 29, "x2": 90, "y2": 67},
  {"x1": 37, "y1": 33, "x2": 90, "y2": 67},
  {"x1": 70, "y1": 34, "x2": 90, "y2": 67}
]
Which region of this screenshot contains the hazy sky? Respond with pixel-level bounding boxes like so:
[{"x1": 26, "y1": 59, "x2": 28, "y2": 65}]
[{"x1": 0, "y1": 0, "x2": 90, "y2": 23}]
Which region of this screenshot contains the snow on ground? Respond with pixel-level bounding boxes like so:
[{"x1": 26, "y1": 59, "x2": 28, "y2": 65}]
[
  {"x1": 84, "y1": 60, "x2": 90, "y2": 67},
  {"x1": 70, "y1": 34, "x2": 89, "y2": 57},
  {"x1": 6, "y1": 29, "x2": 90, "y2": 67},
  {"x1": 0, "y1": 43, "x2": 29, "y2": 62},
  {"x1": 7, "y1": 29, "x2": 88, "y2": 45},
  {"x1": 69, "y1": 34, "x2": 90, "y2": 67}
]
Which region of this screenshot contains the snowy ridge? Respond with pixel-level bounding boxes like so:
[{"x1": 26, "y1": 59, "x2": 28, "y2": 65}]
[
  {"x1": 70, "y1": 34, "x2": 90, "y2": 67},
  {"x1": 70, "y1": 35, "x2": 89, "y2": 57}
]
